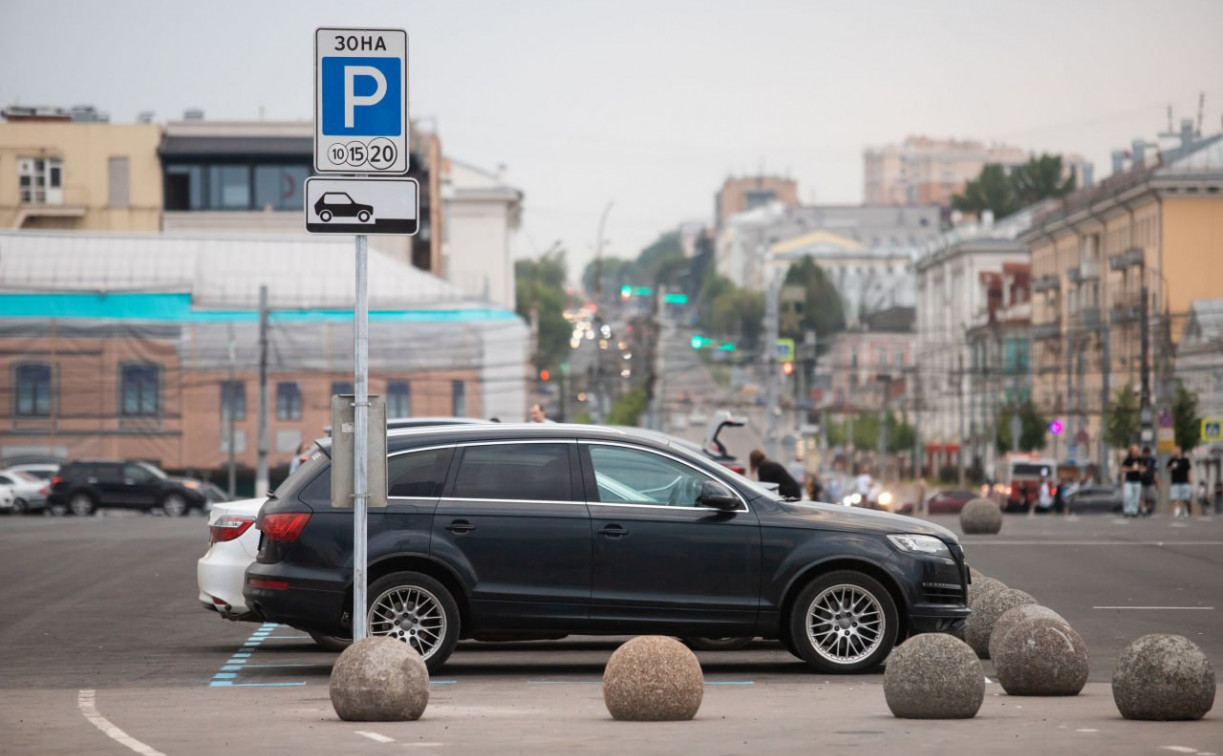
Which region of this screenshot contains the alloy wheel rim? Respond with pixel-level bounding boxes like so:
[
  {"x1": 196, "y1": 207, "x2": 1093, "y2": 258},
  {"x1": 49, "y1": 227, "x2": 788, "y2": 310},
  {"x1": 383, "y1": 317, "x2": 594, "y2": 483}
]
[
  {"x1": 164, "y1": 496, "x2": 186, "y2": 516},
  {"x1": 70, "y1": 495, "x2": 92, "y2": 516},
  {"x1": 806, "y1": 584, "x2": 884, "y2": 664},
  {"x1": 368, "y1": 585, "x2": 446, "y2": 660}
]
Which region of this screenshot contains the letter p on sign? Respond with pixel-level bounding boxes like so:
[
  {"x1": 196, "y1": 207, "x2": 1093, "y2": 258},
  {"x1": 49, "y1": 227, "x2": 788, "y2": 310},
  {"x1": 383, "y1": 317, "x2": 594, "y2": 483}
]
[{"x1": 321, "y1": 56, "x2": 402, "y2": 136}]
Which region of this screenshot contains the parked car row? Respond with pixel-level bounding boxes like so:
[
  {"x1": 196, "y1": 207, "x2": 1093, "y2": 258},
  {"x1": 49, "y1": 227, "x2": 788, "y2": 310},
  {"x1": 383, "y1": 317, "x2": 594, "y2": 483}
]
[{"x1": 0, "y1": 459, "x2": 227, "y2": 517}]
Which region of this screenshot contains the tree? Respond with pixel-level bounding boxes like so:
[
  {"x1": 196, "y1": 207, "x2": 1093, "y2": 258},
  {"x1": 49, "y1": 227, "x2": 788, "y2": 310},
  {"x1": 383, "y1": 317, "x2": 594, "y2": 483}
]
[
  {"x1": 782, "y1": 256, "x2": 845, "y2": 339},
  {"x1": 708, "y1": 286, "x2": 765, "y2": 350},
  {"x1": 952, "y1": 154, "x2": 1078, "y2": 220},
  {"x1": 995, "y1": 399, "x2": 1047, "y2": 453},
  {"x1": 1103, "y1": 384, "x2": 1140, "y2": 450},
  {"x1": 1011, "y1": 154, "x2": 1077, "y2": 206},
  {"x1": 1172, "y1": 380, "x2": 1201, "y2": 452},
  {"x1": 606, "y1": 386, "x2": 648, "y2": 426},
  {"x1": 581, "y1": 256, "x2": 636, "y2": 297},
  {"x1": 515, "y1": 249, "x2": 570, "y2": 371},
  {"x1": 952, "y1": 164, "x2": 1017, "y2": 219}
]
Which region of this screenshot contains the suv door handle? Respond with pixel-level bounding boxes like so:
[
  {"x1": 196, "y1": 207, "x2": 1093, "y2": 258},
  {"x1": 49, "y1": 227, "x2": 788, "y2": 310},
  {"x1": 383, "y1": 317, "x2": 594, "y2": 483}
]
[
  {"x1": 598, "y1": 525, "x2": 628, "y2": 538},
  {"x1": 445, "y1": 520, "x2": 476, "y2": 534}
]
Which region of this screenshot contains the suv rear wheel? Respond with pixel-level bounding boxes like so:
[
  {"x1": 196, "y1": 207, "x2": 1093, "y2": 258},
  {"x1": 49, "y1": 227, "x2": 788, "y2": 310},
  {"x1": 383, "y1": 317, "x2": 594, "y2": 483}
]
[
  {"x1": 788, "y1": 570, "x2": 898, "y2": 673},
  {"x1": 161, "y1": 493, "x2": 189, "y2": 517},
  {"x1": 69, "y1": 493, "x2": 96, "y2": 517},
  {"x1": 366, "y1": 571, "x2": 460, "y2": 673}
]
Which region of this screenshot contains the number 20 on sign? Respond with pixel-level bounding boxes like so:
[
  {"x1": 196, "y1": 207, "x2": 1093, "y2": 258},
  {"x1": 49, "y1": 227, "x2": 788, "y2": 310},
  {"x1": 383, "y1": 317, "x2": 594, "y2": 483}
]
[{"x1": 314, "y1": 28, "x2": 409, "y2": 175}]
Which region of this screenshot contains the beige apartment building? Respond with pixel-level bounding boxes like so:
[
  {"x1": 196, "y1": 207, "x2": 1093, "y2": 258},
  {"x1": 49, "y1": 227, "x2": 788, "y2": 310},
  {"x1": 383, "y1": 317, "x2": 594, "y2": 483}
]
[
  {"x1": 714, "y1": 175, "x2": 798, "y2": 227},
  {"x1": 865, "y1": 136, "x2": 1036, "y2": 208},
  {"x1": 1021, "y1": 131, "x2": 1223, "y2": 471},
  {"x1": 0, "y1": 107, "x2": 162, "y2": 231}
]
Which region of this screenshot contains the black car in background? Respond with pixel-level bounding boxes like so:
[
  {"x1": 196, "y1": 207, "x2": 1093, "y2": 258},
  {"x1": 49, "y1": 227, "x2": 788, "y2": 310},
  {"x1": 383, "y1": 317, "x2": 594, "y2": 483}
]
[
  {"x1": 1066, "y1": 485, "x2": 1123, "y2": 514},
  {"x1": 47, "y1": 460, "x2": 211, "y2": 516},
  {"x1": 245, "y1": 425, "x2": 970, "y2": 673}
]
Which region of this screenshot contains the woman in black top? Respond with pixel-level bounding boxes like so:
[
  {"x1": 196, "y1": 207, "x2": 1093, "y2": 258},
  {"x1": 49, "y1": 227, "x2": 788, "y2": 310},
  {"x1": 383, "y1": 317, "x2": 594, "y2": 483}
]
[{"x1": 749, "y1": 450, "x2": 801, "y2": 500}]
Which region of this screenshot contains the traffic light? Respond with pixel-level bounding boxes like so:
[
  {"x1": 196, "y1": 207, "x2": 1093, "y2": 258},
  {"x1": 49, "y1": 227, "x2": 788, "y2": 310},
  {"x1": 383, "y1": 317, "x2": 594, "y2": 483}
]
[
  {"x1": 782, "y1": 361, "x2": 794, "y2": 376},
  {"x1": 539, "y1": 369, "x2": 550, "y2": 382}
]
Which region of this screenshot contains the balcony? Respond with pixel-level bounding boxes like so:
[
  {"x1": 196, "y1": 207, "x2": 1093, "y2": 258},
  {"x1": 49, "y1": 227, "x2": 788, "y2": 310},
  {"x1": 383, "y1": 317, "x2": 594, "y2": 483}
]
[
  {"x1": 1066, "y1": 260, "x2": 1098, "y2": 285},
  {"x1": 1032, "y1": 274, "x2": 1061, "y2": 293},
  {"x1": 1108, "y1": 247, "x2": 1145, "y2": 271},
  {"x1": 1032, "y1": 321, "x2": 1062, "y2": 340},
  {"x1": 1078, "y1": 306, "x2": 1101, "y2": 328}
]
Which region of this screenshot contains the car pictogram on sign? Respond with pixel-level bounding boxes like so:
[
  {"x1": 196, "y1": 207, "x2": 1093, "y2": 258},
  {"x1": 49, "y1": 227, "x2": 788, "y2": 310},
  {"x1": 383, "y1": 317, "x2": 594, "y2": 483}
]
[{"x1": 314, "y1": 192, "x2": 374, "y2": 223}]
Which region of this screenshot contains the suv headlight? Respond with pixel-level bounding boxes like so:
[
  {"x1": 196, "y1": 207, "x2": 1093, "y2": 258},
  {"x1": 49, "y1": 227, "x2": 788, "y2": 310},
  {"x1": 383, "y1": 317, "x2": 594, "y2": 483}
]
[{"x1": 887, "y1": 534, "x2": 951, "y2": 557}]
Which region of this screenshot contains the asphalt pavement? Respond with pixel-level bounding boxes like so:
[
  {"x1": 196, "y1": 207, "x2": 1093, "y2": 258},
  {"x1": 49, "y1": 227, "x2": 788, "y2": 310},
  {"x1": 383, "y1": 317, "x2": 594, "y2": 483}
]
[{"x1": 0, "y1": 510, "x2": 1219, "y2": 755}]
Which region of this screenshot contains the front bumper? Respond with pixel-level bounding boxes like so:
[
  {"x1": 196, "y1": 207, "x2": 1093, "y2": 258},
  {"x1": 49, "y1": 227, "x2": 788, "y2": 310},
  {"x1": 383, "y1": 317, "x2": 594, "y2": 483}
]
[{"x1": 908, "y1": 604, "x2": 971, "y2": 634}]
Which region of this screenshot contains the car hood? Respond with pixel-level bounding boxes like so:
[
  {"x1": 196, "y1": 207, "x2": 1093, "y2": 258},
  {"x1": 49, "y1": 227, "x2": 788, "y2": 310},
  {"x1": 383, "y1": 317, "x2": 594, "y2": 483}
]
[{"x1": 773, "y1": 499, "x2": 961, "y2": 543}]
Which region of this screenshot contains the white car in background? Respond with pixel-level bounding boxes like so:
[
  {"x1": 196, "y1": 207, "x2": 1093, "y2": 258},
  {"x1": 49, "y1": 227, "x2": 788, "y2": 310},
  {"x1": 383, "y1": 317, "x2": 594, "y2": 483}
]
[{"x1": 0, "y1": 470, "x2": 50, "y2": 514}]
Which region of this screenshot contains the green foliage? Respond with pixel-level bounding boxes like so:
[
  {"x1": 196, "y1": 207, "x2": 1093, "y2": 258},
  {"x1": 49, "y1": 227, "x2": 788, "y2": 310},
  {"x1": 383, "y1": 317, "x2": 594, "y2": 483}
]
[
  {"x1": 826, "y1": 412, "x2": 914, "y2": 453},
  {"x1": 570, "y1": 409, "x2": 593, "y2": 425},
  {"x1": 1172, "y1": 380, "x2": 1201, "y2": 452},
  {"x1": 952, "y1": 154, "x2": 1077, "y2": 219},
  {"x1": 782, "y1": 256, "x2": 845, "y2": 339},
  {"x1": 1103, "y1": 384, "x2": 1140, "y2": 450},
  {"x1": 708, "y1": 286, "x2": 765, "y2": 350},
  {"x1": 606, "y1": 386, "x2": 648, "y2": 426},
  {"x1": 515, "y1": 249, "x2": 570, "y2": 371},
  {"x1": 581, "y1": 256, "x2": 636, "y2": 297},
  {"x1": 995, "y1": 399, "x2": 1048, "y2": 453}
]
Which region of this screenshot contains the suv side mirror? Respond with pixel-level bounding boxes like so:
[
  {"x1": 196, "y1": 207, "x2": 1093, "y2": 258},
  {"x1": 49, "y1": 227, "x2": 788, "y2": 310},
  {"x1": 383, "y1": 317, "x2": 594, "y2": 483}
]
[{"x1": 696, "y1": 480, "x2": 739, "y2": 510}]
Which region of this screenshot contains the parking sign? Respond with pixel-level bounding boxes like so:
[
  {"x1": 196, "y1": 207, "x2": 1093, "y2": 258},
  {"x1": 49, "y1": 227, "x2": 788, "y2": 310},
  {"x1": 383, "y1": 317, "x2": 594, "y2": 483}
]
[{"x1": 315, "y1": 28, "x2": 409, "y2": 175}]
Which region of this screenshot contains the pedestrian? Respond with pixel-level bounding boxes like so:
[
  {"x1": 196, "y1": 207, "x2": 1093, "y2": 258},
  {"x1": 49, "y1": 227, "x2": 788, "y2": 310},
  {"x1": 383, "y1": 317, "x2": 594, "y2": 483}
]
[
  {"x1": 1053, "y1": 478, "x2": 1066, "y2": 515},
  {"x1": 1196, "y1": 479, "x2": 1210, "y2": 517},
  {"x1": 1166, "y1": 446, "x2": 1192, "y2": 519},
  {"x1": 1036, "y1": 471, "x2": 1053, "y2": 514},
  {"x1": 1140, "y1": 445, "x2": 1158, "y2": 516},
  {"x1": 288, "y1": 442, "x2": 309, "y2": 474},
  {"x1": 528, "y1": 402, "x2": 552, "y2": 423},
  {"x1": 1214, "y1": 481, "x2": 1222, "y2": 517},
  {"x1": 916, "y1": 477, "x2": 928, "y2": 517},
  {"x1": 749, "y1": 449, "x2": 801, "y2": 500},
  {"x1": 1120, "y1": 444, "x2": 1144, "y2": 518}
]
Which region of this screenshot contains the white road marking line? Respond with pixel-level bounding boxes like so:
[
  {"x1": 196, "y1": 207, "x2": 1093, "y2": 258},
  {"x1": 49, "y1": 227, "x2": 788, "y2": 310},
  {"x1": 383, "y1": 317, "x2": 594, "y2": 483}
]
[
  {"x1": 78, "y1": 690, "x2": 166, "y2": 756},
  {"x1": 1093, "y1": 606, "x2": 1214, "y2": 611},
  {"x1": 961, "y1": 541, "x2": 1223, "y2": 546},
  {"x1": 1161, "y1": 747, "x2": 1198, "y2": 754},
  {"x1": 356, "y1": 731, "x2": 396, "y2": 744},
  {"x1": 401, "y1": 745, "x2": 447, "y2": 749},
  {"x1": 1076, "y1": 728, "x2": 1099, "y2": 733},
  {"x1": 983, "y1": 675, "x2": 994, "y2": 684}
]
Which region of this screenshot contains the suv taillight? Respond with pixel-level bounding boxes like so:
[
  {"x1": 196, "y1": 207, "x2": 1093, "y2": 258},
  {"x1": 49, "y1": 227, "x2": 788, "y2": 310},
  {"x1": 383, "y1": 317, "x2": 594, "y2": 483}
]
[
  {"x1": 209, "y1": 515, "x2": 255, "y2": 544},
  {"x1": 260, "y1": 512, "x2": 311, "y2": 542},
  {"x1": 50, "y1": 475, "x2": 64, "y2": 487}
]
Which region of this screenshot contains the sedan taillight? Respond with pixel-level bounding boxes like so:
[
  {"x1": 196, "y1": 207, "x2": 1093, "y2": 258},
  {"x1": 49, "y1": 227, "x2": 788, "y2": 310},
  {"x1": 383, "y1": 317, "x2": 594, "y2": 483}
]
[
  {"x1": 209, "y1": 515, "x2": 255, "y2": 544},
  {"x1": 260, "y1": 512, "x2": 312, "y2": 542}
]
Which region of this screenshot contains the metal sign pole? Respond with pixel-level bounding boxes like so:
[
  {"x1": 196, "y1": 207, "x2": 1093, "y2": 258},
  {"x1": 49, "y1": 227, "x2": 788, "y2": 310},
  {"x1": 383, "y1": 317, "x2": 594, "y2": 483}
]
[{"x1": 352, "y1": 234, "x2": 370, "y2": 640}]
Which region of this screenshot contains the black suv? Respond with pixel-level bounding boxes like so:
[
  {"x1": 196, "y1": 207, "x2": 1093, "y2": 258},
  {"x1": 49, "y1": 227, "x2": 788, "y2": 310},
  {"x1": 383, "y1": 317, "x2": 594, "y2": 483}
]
[
  {"x1": 48, "y1": 461, "x2": 210, "y2": 517},
  {"x1": 245, "y1": 425, "x2": 970, "y2": 673}
]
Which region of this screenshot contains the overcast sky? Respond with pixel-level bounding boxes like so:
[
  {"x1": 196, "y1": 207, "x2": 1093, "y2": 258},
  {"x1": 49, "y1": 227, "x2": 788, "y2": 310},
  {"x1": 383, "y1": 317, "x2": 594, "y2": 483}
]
[{"x1": 3, "y1": 0, "x2": 1221, "y2": 281}]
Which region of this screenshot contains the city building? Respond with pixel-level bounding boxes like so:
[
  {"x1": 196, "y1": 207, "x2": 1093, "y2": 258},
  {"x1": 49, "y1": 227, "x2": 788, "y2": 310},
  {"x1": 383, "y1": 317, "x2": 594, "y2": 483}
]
[
  {"x1": 440, "y1": 158, "x2": 523, "y2": 310},
  {"x1": 820, "y1": 306, "x2": 916, "y2": 415},
  {"x1": 1022, "y1": 125, "x2": 1223, "y2": 472},
  {"x1": 0, "y1": 230, "x2": 528, "y2": 479},
  {"x1": 914, "y1": 208, "x2": 1041, "y2": 478},
  {"x1": 714, "y1": 174, "x2": 798, "y2": 228},
  {"x1": 1175, "y1": 299, "x2": 1223, "y2": 483},
  {"x1": 0, "y1": 105, "x2": 162, "y2": 231},
  {"x1": 864, "y1": 135, "x2": 1085, "y2": 208}
]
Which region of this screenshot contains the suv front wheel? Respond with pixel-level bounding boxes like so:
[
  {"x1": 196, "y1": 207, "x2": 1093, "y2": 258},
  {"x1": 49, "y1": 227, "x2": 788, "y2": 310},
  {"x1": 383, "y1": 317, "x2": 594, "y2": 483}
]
[
  {"x1": 366, "y1": 571, "x2": 460, "y2": 673},
  {"x1": 788, "y1": 570, "x2": 898, "y2": 673},
  {"x1": 161, "y1": 493, "x2": 190, "y2": 517}
]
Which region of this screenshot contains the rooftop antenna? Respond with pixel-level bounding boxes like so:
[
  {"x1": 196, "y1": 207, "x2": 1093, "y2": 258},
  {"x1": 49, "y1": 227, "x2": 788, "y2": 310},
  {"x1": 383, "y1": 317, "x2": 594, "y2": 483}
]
[{"x1": 1196, "y1": 92, "x2": 1205, "y2": 136}]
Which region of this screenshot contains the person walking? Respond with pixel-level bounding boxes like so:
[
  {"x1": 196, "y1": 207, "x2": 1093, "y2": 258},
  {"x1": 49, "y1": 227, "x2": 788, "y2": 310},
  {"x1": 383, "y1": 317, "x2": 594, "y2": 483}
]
[
  {"x1": 1213, "y1": 480, "x2": 1222, "y2": 517},
  {"x1": 528, "y1": 403, "x2": 553, "y2": 423},
  {"x1": 1120, "y1": 444, "x2": 1144, "y2": 518},
  {"x1": 1166, "y1": 446, "x2": 1192, "y2": 519},
  {"x1": 1140, "y1": 445, "x2": 1158, "y2": 517},
  {"x1": 1196, "y1": 479, "x2": 1210, "y2": 518},
  {"x1": 749, "y1": 449, "x2": 801, "y2": 500}
]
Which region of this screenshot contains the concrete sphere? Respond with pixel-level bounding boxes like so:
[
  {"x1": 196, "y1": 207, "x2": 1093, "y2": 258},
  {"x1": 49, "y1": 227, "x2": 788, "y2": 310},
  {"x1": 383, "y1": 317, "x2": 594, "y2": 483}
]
[
  {"x1": 603, "y1": 636, "x2": 704, "y2": 721},
  {"x1": 965, "y1": 587, "x2": 1037, "y2": 659},
  {"x1": 1113, "y1": 634, "x2": 1216, "y2": 721},
  {"x1": 884, "y1": 633, "x2": 985, "y2": 719},
  {"x1": 989, "y1": 604, "x2": 1066, "y2": 661},
  {"x1": 968, "y1": 566, "x2": 985, "y2": 582},
  {"x1": 959, "y1": 498, "x2": 1003, "y2": 535},
  {"x1": 994, "y1": 616, "x2": 1088, "y2": 696},
  {"x1": 330, "y1": 637, "x2": 430, "y2": 722},
  {"x1": 967, "y1": 576, "x2": 1008, "y2": 611}
]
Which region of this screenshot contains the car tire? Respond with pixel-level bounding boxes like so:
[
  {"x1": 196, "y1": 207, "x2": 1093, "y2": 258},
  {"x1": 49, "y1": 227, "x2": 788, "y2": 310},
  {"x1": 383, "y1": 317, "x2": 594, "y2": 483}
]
[
  {"x1": 69, "y1": 493, "x2": 96, "y2": 517},
  {"x1": 319, "y1": 209, "x2": 333, "y2": 222},
  {"x1": 366, "y1": 571, "x2": 460, "y2": 673},
  {"x1": 684, "y1": 637, "x2": 754, "y2": 651},
  {"x1": 357, "y1": 209, "x2": 371, "y2": 222},
  {"x1": 12, "y1": 498, "x2": 27, "y2": 515},
  {"x1": 788, "y1": 570, "x2": 899, "y2": 674},
  {"x1": 161, "y1": 493, "x2": 190, "y2": 517},
  {"x1": 778, "y1": 628, "x2": 801, "y2": 659},
  {"x1": 309, "y1": 632, "x2": 352, "y2": 653}
]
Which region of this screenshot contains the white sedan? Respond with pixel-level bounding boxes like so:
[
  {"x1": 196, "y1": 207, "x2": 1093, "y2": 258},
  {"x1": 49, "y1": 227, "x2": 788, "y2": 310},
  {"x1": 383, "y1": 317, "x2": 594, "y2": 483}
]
[
  {"x1": 197, "y1": 497, "x2": 348, "y2": 650},
  {"x1": 0, "y1": 470, "x2": 47, "y2": 514}
]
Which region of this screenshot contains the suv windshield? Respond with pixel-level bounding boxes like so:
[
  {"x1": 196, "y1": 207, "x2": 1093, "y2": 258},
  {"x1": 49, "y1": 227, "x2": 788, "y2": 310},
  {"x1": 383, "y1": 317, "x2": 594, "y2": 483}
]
[{"x1": 136, "y1": 462, "x2": 167, "y2": 479}]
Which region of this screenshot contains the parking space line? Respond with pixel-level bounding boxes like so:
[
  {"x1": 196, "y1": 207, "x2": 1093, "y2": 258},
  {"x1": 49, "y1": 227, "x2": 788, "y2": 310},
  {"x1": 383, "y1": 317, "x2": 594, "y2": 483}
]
[
  {"x1": 209, "y1": 622, "x2": 306, "y2": 688},
  {"x1": 78, "y1": 689, "x2": 166, "y2": 756},
  {"x1": 356, "y1": 731, "x2": 395, "y2": 744}
]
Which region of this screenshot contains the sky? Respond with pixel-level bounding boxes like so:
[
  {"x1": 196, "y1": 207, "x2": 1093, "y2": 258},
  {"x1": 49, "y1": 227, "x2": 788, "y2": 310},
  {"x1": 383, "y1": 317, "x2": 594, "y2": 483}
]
[{"x1": 3, "y1": 0, "x2": 1221, "y2": 283}]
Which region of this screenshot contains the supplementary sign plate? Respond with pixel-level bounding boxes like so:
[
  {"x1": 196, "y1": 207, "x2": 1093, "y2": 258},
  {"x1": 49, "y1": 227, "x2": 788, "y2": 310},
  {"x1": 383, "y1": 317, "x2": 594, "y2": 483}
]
[{"x1": 304, "y1": 177, "x2": 419, "y2": 235}]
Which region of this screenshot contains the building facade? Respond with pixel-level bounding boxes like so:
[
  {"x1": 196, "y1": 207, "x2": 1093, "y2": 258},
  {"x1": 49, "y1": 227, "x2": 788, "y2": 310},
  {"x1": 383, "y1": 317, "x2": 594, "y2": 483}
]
[
  {"x1": 441, "y1": 158, "x2": 523, "y2": 311},
  {"x1": 714, "y1": 175, "x2": 798, "y2": 228}
]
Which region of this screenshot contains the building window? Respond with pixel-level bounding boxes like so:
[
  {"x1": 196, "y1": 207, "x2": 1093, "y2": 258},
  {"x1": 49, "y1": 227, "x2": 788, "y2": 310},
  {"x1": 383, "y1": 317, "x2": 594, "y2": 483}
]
[
  {"x1": 276, "y1": 382, "x2": 302, "y2": 421},
  {"x1": 165, "y1": 165, "x2": 204, "y2": 210},
  {"x1": 877, "y1": 348, "x2": 888, "y2": 367},
  {"x1": 895, "y1": 348, "x2": 905, "y2": 367},
  {"x1": 120, "y1": 363, "x2": 159, "y2": 417},
  {"x1": 221, "y1": 380, "x2": 246, "y2": 421},
  {"x1": 208, "y1": 164, "x2": 250, "y2": 209},
  {"x1": 165, "y1": 160, "x2": 312, "y2": 211},
  {"x1": 331, "y1": 381, "x2": 354, "y2": 396},
  {"x1": 387, "y1": 381, "x2": 411, "y2": 418},
  {"x1": 451, "y1": 380, "x2": 466, "y2": 417},
  {"x1": 744, "y1": 189, "x2": 776, "y2": 211},
  {"x1": 14, "y1": 363, "x2": 52, "y2": 417},
  {"x1": 18, "y1": 157, "x2": 63, "y2": 204},
  {"x1": 254, "y1": 165, "x2": 310, "y2": 211},
  {"x1": 108, "y1": 156, "x2": 130, "y2": 208}
]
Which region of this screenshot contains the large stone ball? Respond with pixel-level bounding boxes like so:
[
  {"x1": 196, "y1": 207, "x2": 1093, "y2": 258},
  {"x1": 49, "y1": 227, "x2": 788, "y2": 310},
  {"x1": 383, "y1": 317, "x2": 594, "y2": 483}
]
[
  {"x1": 960, "y1": 499, "x2": 1003, "y2": 535},
  {"x1": 989, "y1": 604, "x2": 1066, "y2": 661},
  {"x1": 965, "y1": 587, "x2": 1036, "y2": 659},
  {"x1": 603, "y1": 636, "x2": 704, "y2": 721},
  {"x1": 330, "y1": 637, "x2": 429, "y2": 722},
  {"x1": 1113, "y1": 634, "x2": 1216, "y2": 721},
  {"x1": 884, "y1": 633, "x2": 985, "y2": 719},
  {"x1": 967, "y1": 576, "x2": 1008, "y2": 610},
  {"x1": 994, "y1": 616, "x2": 1088, "y2": 696}
]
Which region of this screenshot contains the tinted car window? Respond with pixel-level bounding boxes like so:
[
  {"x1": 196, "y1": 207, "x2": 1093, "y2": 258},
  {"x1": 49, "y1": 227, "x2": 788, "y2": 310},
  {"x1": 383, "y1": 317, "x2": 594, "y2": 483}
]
[
  {"x1": 451, "y1": 443, "x2": 573, "y2": 502},
  {"x1": 588, "y1": 444, "x2": 714, "y2": 507},
  {"x1": 388, "y1": 448, "x2": 452, "y2": 498},
  {"x1": 123, "y1": 463, "x2": 155, "y2": 483},
  {"x1": 93, "y1": 464, "x2": 124, "y2": 483}
]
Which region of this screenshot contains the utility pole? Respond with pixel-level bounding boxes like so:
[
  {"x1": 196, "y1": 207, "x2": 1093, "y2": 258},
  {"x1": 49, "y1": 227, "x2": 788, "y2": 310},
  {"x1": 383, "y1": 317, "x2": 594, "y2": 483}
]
[
  {"x1": 226, "y1": 325, "x2": 237, "y2": 498},
  {"x1": 1098, "y1": 319, "x2": 1111, "y2": 483},
  {"x1": 255, "y1": 285, "x2": 269, "y2": 498},
  {"x1": 764, "y1": 271, "x2": 781, "y2": 459},
  {"x1": 877, "y1": 374, "x2": 890, "y2": 481},
  {"x1": 957, "y1": 352, "x2": 966, "y2": 486},
  {"x1": 1139, "y1": 280, "x2": 1152, "y2": 445}
]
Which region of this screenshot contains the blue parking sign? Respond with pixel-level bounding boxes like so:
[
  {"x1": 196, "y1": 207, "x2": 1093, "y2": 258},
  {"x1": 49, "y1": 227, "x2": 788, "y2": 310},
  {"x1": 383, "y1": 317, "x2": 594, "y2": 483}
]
[{"x1": 321, "y1": 57, "x2": 402, "y2": 137}]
